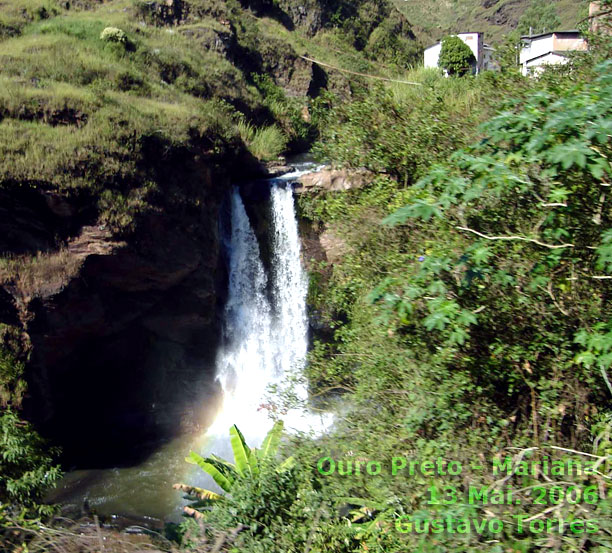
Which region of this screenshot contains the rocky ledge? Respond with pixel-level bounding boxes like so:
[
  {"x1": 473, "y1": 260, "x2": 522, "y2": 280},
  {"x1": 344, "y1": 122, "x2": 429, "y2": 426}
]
[{"x1": 295, "y1": 167, "x2": 373, "y2": 193}]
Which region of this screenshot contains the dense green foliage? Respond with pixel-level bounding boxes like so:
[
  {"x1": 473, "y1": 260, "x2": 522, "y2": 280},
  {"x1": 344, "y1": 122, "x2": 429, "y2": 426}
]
[
  {"x1": 312, "y1": 68, "x2": 514, "y2": 186},
  {"x1": 192, "y1": 30, "x2": 612, "y2": 553},
  {"x1": 0, "y1": 409, "x2": 61, "y2": 515},
  {"x1": 438, "y1": 35, "x2": 476, "y2": 76},
  {"x1": 0, "y1": 349, "x2": 61, "y2": 549}
]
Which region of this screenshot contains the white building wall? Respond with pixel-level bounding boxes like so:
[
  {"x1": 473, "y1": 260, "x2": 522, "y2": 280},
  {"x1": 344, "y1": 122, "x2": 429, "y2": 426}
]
[
  {"x1": 520, "y1": 33, "x2": 586, "y2": 76},
  {"x1": 424, "y1": 43, "x2": 442, "y2": 69},
  {"x1": 524, "y1": 52, "x2": 569, "y2": 76},
  {"x1": 423, "y1": 33, "x2": 483, "y2": 72},
  {"x1": 552, "y1": 35, "x2": 587, "y2": 52},
  {"x1": 520, "y1": 36, "x2": 554, "y2": 65},
  {"x1": 459, "y1": 32, "x2": 482, "y2": 69}
]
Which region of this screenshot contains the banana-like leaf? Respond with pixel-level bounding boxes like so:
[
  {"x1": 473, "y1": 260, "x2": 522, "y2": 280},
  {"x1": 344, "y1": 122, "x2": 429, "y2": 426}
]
[
  {"x1": 202, "y1": 455, "x2": 238, "y2": 482},
  {"x1": 277, "y1": 455, "x2": 296, "y2": 472},
  {"x1": 173, "y1": 483, "x2": 224, "y2": 502},
  {"x1": 183, "y1": 506, "x2": 204, "y2": 519},
  {"x1": 229, "y1": 425, "x2": 252, "y2": 477},
  {"x1": 209, "y1": 453, "x2": 236, "y2": 472},
  {"x1": 258, "y1": 420, "x2": 284, "y2": 462},
  {"x1": 185, "y1": 451, "x2": 233, "y2": 492}
]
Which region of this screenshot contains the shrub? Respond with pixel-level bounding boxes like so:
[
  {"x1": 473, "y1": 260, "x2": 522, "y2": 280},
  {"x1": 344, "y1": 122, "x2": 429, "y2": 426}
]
[
  {"x1": 250, "y1": 125, "x2": 287, "y2": 160},
  {"x1": 0, "y1": 349, "x2": 26, "y2": 409},
  {"x1": 0, "y1": 408, "x2": 61, "y2": 516},
  {"x1": 438, "y1": 35, "x2": 476, "y2": 76},
  {"x1": 100, "y1": 26, "x2": 128, "y2": 45}
]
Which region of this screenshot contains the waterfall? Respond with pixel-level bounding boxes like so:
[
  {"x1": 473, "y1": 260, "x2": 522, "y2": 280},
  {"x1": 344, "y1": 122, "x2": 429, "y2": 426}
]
[
  {"x1": 205, "y1": 188, "x2": 275, "y2": 446},
  {"x1": 200, "y1": 172, "x2": 328, "y2": 469},
  {"x1": 270, "y1": 183, "x2": 309, "y2": 378},
  {"x1": 46, "y1": 167, "x2": 329, "y2": 521}
]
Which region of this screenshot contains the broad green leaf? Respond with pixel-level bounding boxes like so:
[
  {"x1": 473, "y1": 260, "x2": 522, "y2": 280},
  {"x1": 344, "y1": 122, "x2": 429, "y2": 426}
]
[
  {"x1": 546, "y1": 141, "x2": 592, "y2": 170},
  {"x1": 449, "y1": 327, "x2": 468, "y2": 345},
  {"x1": 547, "y1": 187, "x2": 571, "y2": 203},
  {"x1": 575, "y1": 351, "x2": 596, "y2": 368},
  {"x1": 229, "y1": 425, "x2": 252, "y2": 477},
  {"x1": 249, "y1": 446, "x2": 260, "y2": 477},
  {"x1": 426, "y1": 280, "x2": 446, "y2": 296},
  {"x1": 471, "y1": 246, "x2": 492, "y2": 265},
  {"x1": 423, "y1": 311, "x2": 451, "y2": 331},
  {"x1": 382, "y1": 200, "x2": 441, "y2": 225},
  {"x1": 203, "y1": 455, "x2": 238, "y2": 482},
  {"x1": 599, "y1": 352, "x2": 612, "y2": 368},
  {"x1": 185, "y1": 452, "x2": 233, "y2": 492},
  {"x1": 588, "y1": 157, "x2": 611, "y2": 180},
  {"x1": 457, "y1": 310, "x2": 478, "y2": 326},
  {"x1": 596, "y1": 230, "x2": 612, "y2": 272},
  {"x1": 585, "y1": 119, "x2": 612, "y2": 144},
  {"x1": 209, "y1": 453, "x2": 237, "y2": 474}
]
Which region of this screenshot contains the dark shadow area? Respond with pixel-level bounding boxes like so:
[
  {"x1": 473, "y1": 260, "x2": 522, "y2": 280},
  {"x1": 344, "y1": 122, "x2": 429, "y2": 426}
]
[
  {"x1": 25, "y1": 285, "x2": 223, "y2": 468},
  {"x1": 308, "y1": 62, "x2": 328, "y2": 98},
  {"x1": 0, "y1": 187, "x2": 96, "y2": 256}
]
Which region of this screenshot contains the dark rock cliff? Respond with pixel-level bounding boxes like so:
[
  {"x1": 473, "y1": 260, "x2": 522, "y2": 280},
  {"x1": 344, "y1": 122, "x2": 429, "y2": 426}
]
[{"x1": 0, "y1": 157, "x2": 247, "y2": 467}]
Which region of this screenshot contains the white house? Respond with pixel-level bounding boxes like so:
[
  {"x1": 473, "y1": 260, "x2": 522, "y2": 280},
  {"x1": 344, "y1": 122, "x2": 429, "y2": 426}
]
[
  {"x1": 424, "y1": 32, "x2": 497, "y2": 74},
  {"x1": 519, "y1": 31, "x2": 587, "y2": 76}
]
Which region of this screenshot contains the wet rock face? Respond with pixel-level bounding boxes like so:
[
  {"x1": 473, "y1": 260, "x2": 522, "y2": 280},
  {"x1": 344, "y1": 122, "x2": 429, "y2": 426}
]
[
  {"x1": 0, "y1": 166, "x2": 229, "y2": 468},
  {"x1": 259, "y1": 41, "x2": 315, "y2": 98}
]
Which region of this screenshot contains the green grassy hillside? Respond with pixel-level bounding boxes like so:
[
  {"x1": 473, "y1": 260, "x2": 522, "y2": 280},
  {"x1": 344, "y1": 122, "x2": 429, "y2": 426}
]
[{"x1": 0, "y1": 0, "x2": 377, "y2": 233}]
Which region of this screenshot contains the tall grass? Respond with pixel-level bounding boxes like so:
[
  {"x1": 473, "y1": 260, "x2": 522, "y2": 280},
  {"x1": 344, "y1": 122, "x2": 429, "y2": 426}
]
[
  {"x1": 237, "y1": 120, "x2": 287, "y2": 161},
  {"x1": 0, "y1": 0, "x2": 60, "y2": 38}
]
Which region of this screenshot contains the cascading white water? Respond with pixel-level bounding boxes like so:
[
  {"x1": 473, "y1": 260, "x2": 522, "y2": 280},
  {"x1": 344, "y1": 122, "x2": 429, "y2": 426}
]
[
  {"x1": 204, "y1": 187, "x2": 275, "y2": 446},
  {"x1": 270, "y1": 183, "x2": 309, "y2": 378},
  {"x1": 198, "y1": 171, "x2": 329, "y2": 471}
]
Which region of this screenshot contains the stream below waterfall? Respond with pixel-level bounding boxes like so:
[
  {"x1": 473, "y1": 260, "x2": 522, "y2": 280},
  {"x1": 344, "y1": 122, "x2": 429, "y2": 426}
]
[{"x1": 46, "y1": 161, "x2": 331, "y2": 524}]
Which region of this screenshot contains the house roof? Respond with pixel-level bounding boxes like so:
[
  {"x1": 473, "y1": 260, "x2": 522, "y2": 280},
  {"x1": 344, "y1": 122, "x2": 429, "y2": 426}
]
[
  {"x1": 520, "y1": 30, "x2": 581, "y2": 40},
  {"x1": 524, "y1": 50, "x2": 571, "y2": 64}
]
